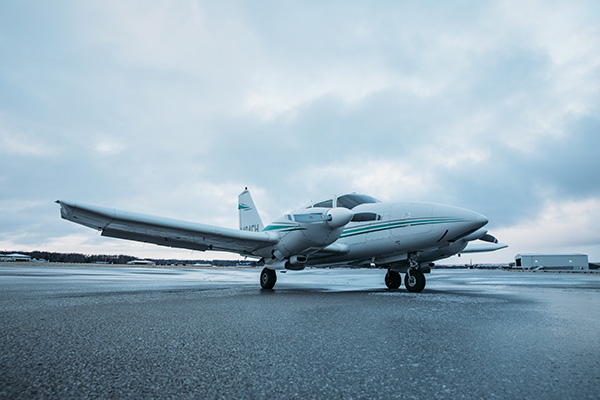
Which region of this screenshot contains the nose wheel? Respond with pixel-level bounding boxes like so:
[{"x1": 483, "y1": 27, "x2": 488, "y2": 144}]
[{"x1": 404, "y1": 269, "x2": 426, "y2": 292}]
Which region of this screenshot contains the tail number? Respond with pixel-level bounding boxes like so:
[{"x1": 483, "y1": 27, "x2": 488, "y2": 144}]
[{"x1": 242, "y1": 224, "x2": 260, "y2": 232}]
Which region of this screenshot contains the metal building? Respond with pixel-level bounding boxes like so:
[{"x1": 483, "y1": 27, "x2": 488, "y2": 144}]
[
  {"x1": 515, "y1": 254, "x2": 589, "y2": 270},
  {"x1": 0, "y1": 253, "x2": 32, "y2": 262}
]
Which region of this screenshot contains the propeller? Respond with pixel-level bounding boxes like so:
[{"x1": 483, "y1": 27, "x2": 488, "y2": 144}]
[{"x1": 326, "y1": 207, "x2": 354, "y2": 228}]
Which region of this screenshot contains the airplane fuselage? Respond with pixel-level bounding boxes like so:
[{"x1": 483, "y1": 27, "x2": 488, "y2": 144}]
[{"x1": 259, "y1": 198, "x2": 488, "y2": 271}]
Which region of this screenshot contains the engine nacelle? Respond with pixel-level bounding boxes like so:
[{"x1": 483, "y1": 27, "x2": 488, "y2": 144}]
[
  {"x1": 461, "y1": 228, "x2": 488, "y2": 242},
  {"x1": 289, "y1": 255, "x2": 308, "y2": 266},
  {"x1": 266, "y1": 255, "x2": 307, "y2": 271},
  {"x1": 264, "y1": 207, "x2": 354, "y2": 260}
]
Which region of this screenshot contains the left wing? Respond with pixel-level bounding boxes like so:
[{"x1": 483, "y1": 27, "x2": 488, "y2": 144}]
[{"x1": 56, "y1": 200, "x2": 279, "y2": 256}]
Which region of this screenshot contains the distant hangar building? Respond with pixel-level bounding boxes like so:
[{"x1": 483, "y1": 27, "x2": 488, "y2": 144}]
[
  {"x1": 515, "y1": 254, "x2": 589, "y2": 271},
  {"x1": 0, "y1": 253, "x2": 32, "y2": 262}
]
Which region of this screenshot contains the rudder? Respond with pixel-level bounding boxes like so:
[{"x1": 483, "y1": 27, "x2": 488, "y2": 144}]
[{"x1": 238, "y1": 188, "x2": 264, "y2": 232}]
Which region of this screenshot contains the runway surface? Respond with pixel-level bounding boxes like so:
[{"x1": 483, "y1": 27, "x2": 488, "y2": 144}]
[{"x1": 1, "y1": 264, "x2": 599, "y2": 399}]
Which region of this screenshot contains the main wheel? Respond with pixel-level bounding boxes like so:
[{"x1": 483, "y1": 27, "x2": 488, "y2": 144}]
[
  {"x1": 260, "y1": 268, "x2": 277, "y2": 289},
  {"x1": 384, "y1": 270, "x2": 401, "y2": 289},
  {"x1": 404, "y1": 269, "x2": 426, "y2": 292}
]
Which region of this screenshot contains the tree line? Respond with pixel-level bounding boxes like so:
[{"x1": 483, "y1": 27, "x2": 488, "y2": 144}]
[
  {"x1": 3, "y1": 251, "x2": 137, "y2": 264},
  {"x1": 0, "y1": 251, "x2": 260, "y2": 266}
]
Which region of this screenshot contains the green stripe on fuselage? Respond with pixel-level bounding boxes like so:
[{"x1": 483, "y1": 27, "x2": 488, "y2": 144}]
[
  {"x1": 262, "y1": 224, "x2": 305, "y2": 232},
  {"x1": 340, "y1": 217, "x2": 467, "y2": 238}
]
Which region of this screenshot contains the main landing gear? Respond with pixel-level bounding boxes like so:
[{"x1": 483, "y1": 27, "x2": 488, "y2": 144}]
[
  {"x1": 384, "y1": 269, "x2": 426, "y2": 292},
  {"x1": 260, "y1": 268, "x2": 277, "y2": 289}
]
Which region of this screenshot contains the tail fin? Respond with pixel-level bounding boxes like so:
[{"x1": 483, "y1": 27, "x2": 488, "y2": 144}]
[{"x1": 238, "y1": 188, "x2": 264, "y2": 232}]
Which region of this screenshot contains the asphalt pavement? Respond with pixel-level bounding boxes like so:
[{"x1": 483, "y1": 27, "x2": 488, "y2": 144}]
[{"x1": 1, "y1": 265, "x2": 599, "y2": 399}]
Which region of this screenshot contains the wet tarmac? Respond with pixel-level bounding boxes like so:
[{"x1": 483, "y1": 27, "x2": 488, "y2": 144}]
[{"x1": 1, "y1": 264, "x2": 599, "y2": 399}]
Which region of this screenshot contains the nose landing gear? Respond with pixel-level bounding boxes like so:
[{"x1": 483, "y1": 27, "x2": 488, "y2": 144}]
[
  {"x1": 384, "y1": 268, "x2": 426, "y2": 292},
  {"x1": 404, "y1": 269, "x2": 426, "y2": 292}
]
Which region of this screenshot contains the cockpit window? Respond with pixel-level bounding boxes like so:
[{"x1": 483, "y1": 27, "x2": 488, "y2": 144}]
[
  {"x1": 312, "y1": 199, "x2": 333, "y2": 208},
  {"x1": 336, "y1": 194, "x2": 380, "y2": 209}
]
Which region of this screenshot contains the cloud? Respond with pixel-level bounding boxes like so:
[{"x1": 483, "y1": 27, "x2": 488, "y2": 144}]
[
  {"x1": 0, "y1": 1, "x2": 598, "y2": 262},
  {"x1": 495, "y1": 196, "x2": 600, "y2": 252},
  {"x1": 0, "y1": 117, "x2": 57, "y2": 157},
  {"x1": 94, "y1": 140, "x2": 125, "y2": 155}
]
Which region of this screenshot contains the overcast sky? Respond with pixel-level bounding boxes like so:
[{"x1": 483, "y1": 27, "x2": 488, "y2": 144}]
[{"x1": 1, "y1": 1, "x2": 599, "y2": 264}]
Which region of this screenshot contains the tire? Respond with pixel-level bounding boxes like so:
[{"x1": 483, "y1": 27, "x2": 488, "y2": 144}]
[
  {"x1": 404, "y1": 269, "x2": 426, "y2": 292},
  {"x1": 260, "y1": 268, "x2": 277, "y2": 289},
  {"x1": 384, "y1": 270, "x2": 401, "y2": 289}
]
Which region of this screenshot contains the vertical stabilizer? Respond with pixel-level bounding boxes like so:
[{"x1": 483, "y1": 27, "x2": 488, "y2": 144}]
[{"x1": 238, "y1": 188, "x2": 264, "y2": 232}]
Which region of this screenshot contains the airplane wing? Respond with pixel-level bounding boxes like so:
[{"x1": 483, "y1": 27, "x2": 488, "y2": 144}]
[
  {"x1": 56, "y1": 200, "x2": 279, "y2": 256},
  {"x1": 460, "y1": 242, "x2": 508, "y2": 253}
]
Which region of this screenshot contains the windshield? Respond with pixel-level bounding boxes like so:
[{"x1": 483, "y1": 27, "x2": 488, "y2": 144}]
[
  {"x1": 312, "y1": 199, "x2": 333, "y2": 208},
  {"x1": 336, "y1": 194, "x2": 380, "y2": 209}
]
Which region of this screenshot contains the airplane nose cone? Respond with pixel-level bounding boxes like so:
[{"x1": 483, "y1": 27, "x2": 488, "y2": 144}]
[
  {"x1": 475, "y1": 213, "x2": 489, "y2": 228},
  {"x1": 434, "y1": 204, "x2": 488, "y2": 232}
]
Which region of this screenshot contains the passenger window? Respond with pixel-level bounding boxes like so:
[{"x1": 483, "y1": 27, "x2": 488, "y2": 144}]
[{"x1": 351, "y1": 212, "x2": 381, "y2": 222}]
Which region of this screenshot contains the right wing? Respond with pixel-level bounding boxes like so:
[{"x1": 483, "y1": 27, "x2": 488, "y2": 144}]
[
  {"x1": 56, "y1": 200, "x2": 279, "y2": 256},
  {"x1": 460, "y1": 242, "x2": 508, "y2": 253}
]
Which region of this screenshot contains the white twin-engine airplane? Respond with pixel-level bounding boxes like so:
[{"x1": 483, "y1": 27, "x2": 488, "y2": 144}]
[{"x1": 56, "y1": 189, "x2": 507, "y2": 292}]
